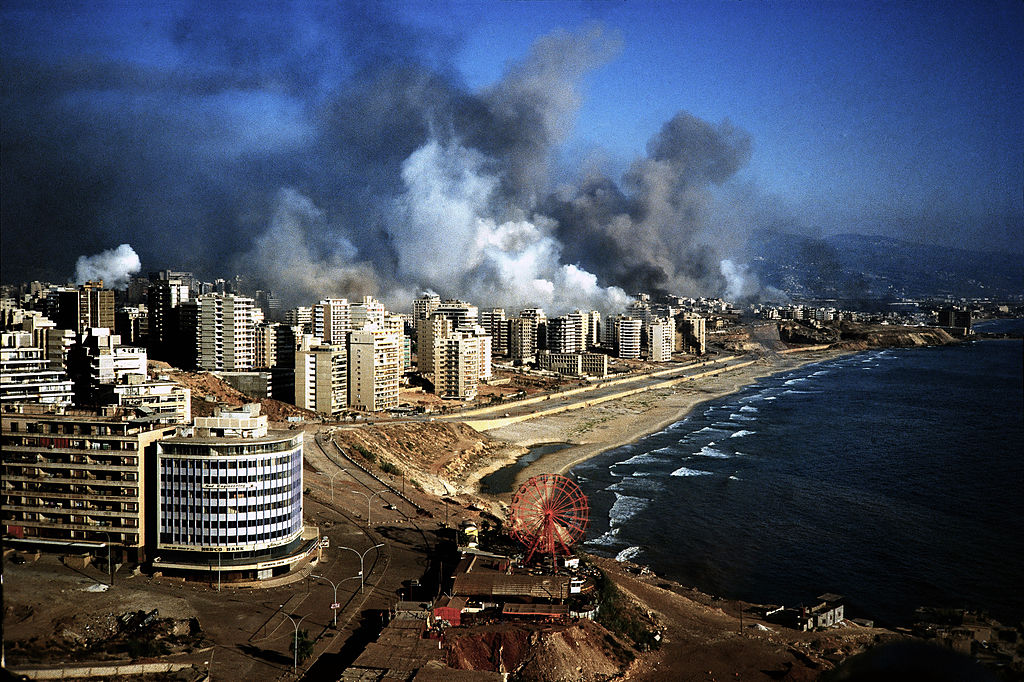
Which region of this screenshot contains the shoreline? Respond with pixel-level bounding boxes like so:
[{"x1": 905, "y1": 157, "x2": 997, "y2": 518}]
[{"x1": 478, "y1": 348, "x2": 854, "y2": 497}]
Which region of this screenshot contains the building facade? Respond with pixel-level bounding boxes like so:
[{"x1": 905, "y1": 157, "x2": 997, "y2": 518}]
[
  {"x1": 197, "y1": 294, "x2": 256, "y2": 372},
  {"x1": 154, "y1": 405, "x2": 315, "y2": 581},
  {"x1": 295, "y1": 340, "x2": 348, "y2": 415},
  {"x1": 1, "y1": 404, "x2": 177, "y2": 563},
  {"x1": 348, "y1": 327, "x2": 400, "y2": 412},
  {"x1": 1, "y1": 332, "x2": 74, "y2": 405}
]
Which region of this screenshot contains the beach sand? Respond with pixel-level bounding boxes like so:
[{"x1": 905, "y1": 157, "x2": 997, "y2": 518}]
[{"x1": 479, "y1": 348, "x2": 850, "y2": 496}]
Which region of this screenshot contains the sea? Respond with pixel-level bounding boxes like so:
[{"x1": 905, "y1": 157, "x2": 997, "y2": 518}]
[{"x1": 571, "y1": 320, "x2": 1024, "y2": 627}]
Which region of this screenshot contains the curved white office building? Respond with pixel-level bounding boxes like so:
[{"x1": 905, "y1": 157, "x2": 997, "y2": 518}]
[{"x1": 154, "y1": 405, "x2": 319, "y2": 582}]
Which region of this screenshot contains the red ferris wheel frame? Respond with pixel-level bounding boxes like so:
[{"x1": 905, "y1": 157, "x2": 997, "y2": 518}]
[{"x1": 509, "y1": 474, "x2": 590, "y2": 563}]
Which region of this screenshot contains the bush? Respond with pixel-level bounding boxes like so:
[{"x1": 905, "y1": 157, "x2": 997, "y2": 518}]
[
  {"x1": 380, "y1": 460, "x2": 402, "y2": 476},
  {"x1": 353, "y1": 444, "x2": 375, "y2": 463},
  {"x1": 594, "y1": 568, "x2": 661, "y2": 651}
]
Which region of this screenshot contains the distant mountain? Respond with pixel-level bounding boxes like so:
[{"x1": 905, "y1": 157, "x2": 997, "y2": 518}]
[{"x1": 747, "y1": 230, "x2": 1023, "y2": 301}]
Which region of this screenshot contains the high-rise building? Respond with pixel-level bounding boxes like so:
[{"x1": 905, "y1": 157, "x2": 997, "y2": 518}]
[
  {"x1": 678, "y1": 313, "x2": 706, "y2": 355},
  {"x1": 284, "y1": 306, "x2": 313, "y2": 334},
  {"x1": 0, "y1": 332, "x2": 74, "y2": 405},
  {"x1": 479, "y1": 308, "x2": 507, "y2": 355},
  {"x1": 312, "y1": 298, "x2": 351, "y2": 344},
  {"x1": 583, "y1": 310, "x2": 602, "y2": 348},
  {"x1": 548, "y1": 313, "x2": 587, "y2": 354},
  {"x1": 54, "y1": 282, "x2": 115, "y2": 334},
  {"x1": 614, "y1": 317, "x2": 642, "y2": 359},
  {"x1": 96, "y1": 375, "x2": 191, "y2": 424},
  {"x1": 115, "y1": 305, "x2": 149, "y2": 346},
  {"x1": 350, "y1": 296, "x2": 385, "y2": 331},
  {"x1": 508, "y1": 317, "x2": 538, "y2": 364},
  {"x1": 435, "y1": 300, "x2": 479, "y2": 329},
  {"x1": 295, "y1": 338, "x2": 347, "y2": 415},
  {"x1": 348, "y1": 326, "x2": 400, "y2": 412},
  {"x1": 647, "y1": 319, "x2": 674, "y2": 362},
  {"x1": 68, "y1": 328, "x2": 147, "y2": 403},
  {"x1": 254, "y1": 322, "x2": 299, "y2": 370},
  {"x1": 147, "y1": 274, "x2": 191, "y2": 362},
  {"x1": 413, "y1": 292, "x2": 441, "y2": 321},
  {"x1": 1, "y1": 403, "x2": 178, "y2": 563},
  {"x1": 155, "y1": 404, "x2": 315, "y2": 581},
  {"x1": 434, "y1": 331, "x2": 482, "y2": 400},
  {"x1": 197, "y1": 294, "x2": 256, "y2": 372},
  {"x1": 416, "y1": 315, "x2": 453, "y2": 377},
  {"x1": 519, "y1": 308, "x2": 547, "y2": 350}
]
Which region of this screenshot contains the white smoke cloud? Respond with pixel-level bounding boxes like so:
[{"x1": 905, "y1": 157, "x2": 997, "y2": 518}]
[
  {"x1": 391, "y1": 139, "x2": 629, "y2": 313},
  {"x1": 74, "y1": 244, "x2": 141, "y2": 289},
  {"x1": 241, "y1": 188, "x2": 379, "y2": 308}
]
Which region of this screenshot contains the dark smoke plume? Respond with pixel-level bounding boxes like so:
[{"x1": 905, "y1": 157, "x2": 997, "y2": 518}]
[{"x1": 2, "y1": 5, "x2": 767, "y2": 312}]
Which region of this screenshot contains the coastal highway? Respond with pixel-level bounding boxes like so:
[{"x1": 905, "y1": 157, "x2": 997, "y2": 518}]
[{"x1": 448, "y1": 354, "x2": 761, "y2": 429}]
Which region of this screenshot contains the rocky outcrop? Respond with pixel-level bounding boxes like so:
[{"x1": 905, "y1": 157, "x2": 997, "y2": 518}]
[{"x1": 779, "y1": 321, "x2": 959, "y2": 350}]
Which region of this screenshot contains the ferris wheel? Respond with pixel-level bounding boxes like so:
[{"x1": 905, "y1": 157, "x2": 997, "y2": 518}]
[{"x1": 509, "y1": 474, "x2": 589, "y2": 563}]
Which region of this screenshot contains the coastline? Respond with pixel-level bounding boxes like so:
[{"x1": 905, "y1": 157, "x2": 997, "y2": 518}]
[{"x1": 479, "y1": 348, "x2": 853, "y2": 496}]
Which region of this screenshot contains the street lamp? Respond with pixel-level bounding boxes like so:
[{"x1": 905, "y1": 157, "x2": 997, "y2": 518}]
[
  {"x1": 337, "y1": 543, "x2": 384, "y2": 593},
  {"x1": 311, "y1": 574, "x2": 343, "y2": 628},
  {"x1": 280, "y1": 610, "x2": 306, "y2": 674},
  {"x1": 100, "y1": 531, "x2": 115, "y2": 587},
  {"x1": 347, "y1": 490, "x2": 388, "y2": 528},
  {"x1": 318, "y1": 468, "x2": 348, "y2": 503}
]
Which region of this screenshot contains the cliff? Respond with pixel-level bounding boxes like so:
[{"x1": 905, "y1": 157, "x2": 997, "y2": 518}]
[{"x1": 779, "y1": 321, "x2": 959, "y2": 350}]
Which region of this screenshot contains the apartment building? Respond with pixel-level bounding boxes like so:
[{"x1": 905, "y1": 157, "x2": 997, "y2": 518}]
[
  {"x1": 54, "y1": 282, "x2": 115, "y2": 334},
  {"x1": 154, "y1": 405, "x2": 316, "y2": 581},
  {"x1": 479, "y1": 308, "x2": 507, "y2": 355},
  {"x1": 197, "y1": 294, "x2": 256, "y2": 372},
  {"x1": 295, "y1": 339, "x2": 347, "y2": 416},
  {"x1": 348, "y1": 326, "x2": 400, "y2": 412},
  {"x1": 1, "y1": 332, "x2": 74, "y2": 405},
  {"x1": 434, "y1": 331, "x2": 482, "y2": 399},
  {"x1": 508, "y1": 317, "x2": 538, "y2": 364},
  {"x1": 647, "y1": 319, "x2": 674, "y2": 362},
  {"x1": 1, "y1": 403, "x2": 178, "y2": 563},
  {"x1": 413, "y1": 292, "x2": 441, "y2": 321},
  {"x1": 615, "y1": 317, "x2": 642, "y2": 359},
  {"x1": 312, "y1": 298, "x2": 351, "y2": 344}
]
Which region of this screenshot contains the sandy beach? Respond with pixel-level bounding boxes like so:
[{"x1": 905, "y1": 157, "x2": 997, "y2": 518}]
[{"x1": 480, "y1": 348, "x2": 851, "y2": 495}]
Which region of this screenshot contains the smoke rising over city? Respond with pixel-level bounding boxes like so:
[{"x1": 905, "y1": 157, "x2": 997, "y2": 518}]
[{"x1": 12, "y1": 4, "x2": 1018, "y2": 311}]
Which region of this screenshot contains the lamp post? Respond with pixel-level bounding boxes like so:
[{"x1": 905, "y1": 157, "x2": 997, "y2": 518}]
[
  {"x1": 337, "y1": 543, "x2": 384, "y2": 593},
  {"x1": 347, "y1": 490, "x2": 388, "y2": 528},
  {"x1": 100, "y1": 531, "x2": 115, "y2": 586},
  {"x1": 280, "y1": 610, "x2": 306, "y2": 674},
  {"x1": 311, "y1": 574, "x2": 342, "y2": 628},
  {"x1": 318, "y1": 468, "x2": 347, "y2": 503}
]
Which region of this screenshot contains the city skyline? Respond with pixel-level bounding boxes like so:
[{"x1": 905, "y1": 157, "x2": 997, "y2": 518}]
[{"x1": 2, "y1": 1, "x2": 1021, "y2": 311}]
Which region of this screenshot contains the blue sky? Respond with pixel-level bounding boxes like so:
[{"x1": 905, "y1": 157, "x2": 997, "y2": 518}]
[
  {"x1": 425, "y1": 0, "x2": 1023, "y2": 242},
  {"x1": 1, "y1": 1, "x2": 1021, "y2": 301}
]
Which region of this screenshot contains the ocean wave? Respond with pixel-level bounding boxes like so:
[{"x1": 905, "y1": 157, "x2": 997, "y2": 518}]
[
  {"x1": 784, "y1": 377, "x2": 808, "y2": 386},
  {"x1": 695, "y1": 425, "x2": 730, "y2": 435},
  {"x1": 763, "y1": 396, "x2": 777, "y2": 401},
  {"x1": 584, "y1": 527, "x2": 620, "y2": 547},
  {"x1": 631, "y1": 471, "x2": 656, "y2": 477},
  {"x1": 728, "y1": 475, "x2": 741, "y2": 481},
  {"x1": 696, "y1": 445, "x2": 730, "y2": 458},
  {"x1": 730, "y1": 429, "x2": 755, "y2": 438},
  {"x1": 615, "y1": 546, "x2": 643, "y2": 562},
  {"x1": 617, "y1": 452, "x2": 667, "y2": 466},
  {"x1": 671, "y1": 466, "x2": 712, "y2": 477},
  {"x1": 729, "y1": 412, "x2": 757, "y2": 421},
  {"x1": 609, "y1": 493, "x2": 648, "y2": 527},
  {"x1": 740, "y1": 405, "x2": 758, "y2": 413}
]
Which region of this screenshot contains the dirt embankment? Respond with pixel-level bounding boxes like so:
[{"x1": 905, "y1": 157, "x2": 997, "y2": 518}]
[
  {"x1": 444, "y1": 620, "x2": 630, "y2": 681},
  {"x1": 159, "y1": 367, "x2": 318, "y2": 422},
  {"x1": 331, "y1": 421, "x2": 524, "y2": 497},
  {"x1": 779, "y1": 321, "x2": 959, "y2": 350}
]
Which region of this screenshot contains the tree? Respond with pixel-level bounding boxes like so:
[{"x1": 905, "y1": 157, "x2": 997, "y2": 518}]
[{"x1": 290, "y1": 628, "x2": 314, "y2": 663}]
